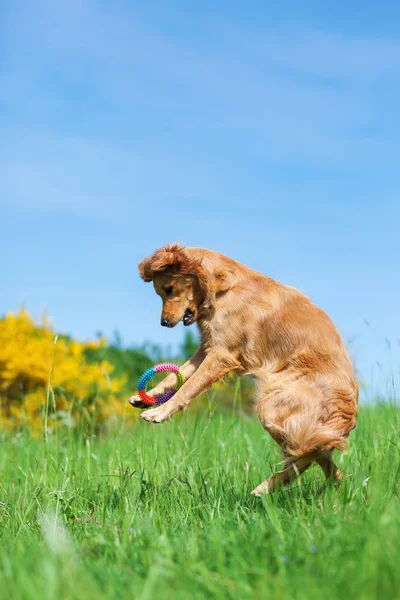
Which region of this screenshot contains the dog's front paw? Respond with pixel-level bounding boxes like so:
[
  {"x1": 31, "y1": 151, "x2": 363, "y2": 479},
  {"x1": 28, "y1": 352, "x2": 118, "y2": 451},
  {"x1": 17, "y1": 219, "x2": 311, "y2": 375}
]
[
  {"x1": 140, "y1": 406, "x2": 172, "y2": 423},
  {"x1": 128, "y1": 394, "x2": 149, "y2": 409}
]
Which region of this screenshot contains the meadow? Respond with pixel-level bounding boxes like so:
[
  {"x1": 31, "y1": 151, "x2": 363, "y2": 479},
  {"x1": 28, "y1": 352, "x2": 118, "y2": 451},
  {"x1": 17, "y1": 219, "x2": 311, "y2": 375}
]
[
  {"x1": 1, "y1": 311, "x2": 399, "y2": 599},
  {"x1": 1, "y1": 399, "x2": 399, "y2": 600}
]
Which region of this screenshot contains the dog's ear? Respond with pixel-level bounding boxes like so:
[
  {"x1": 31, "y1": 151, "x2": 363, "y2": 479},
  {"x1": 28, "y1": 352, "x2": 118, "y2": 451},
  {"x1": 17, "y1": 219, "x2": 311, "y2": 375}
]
[
  {"x1": 138, "y1": 256, "x2": 154, "y2": 282},
  {"x1": 138, "y1": 243, "x2": 191, "y2": 282}
]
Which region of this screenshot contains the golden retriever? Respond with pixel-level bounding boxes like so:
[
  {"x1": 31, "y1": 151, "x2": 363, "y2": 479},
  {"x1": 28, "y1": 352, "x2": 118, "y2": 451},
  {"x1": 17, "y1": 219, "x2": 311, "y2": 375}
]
[{"x1": 129, "y1": 243, "x2": 358, "y2": 495}]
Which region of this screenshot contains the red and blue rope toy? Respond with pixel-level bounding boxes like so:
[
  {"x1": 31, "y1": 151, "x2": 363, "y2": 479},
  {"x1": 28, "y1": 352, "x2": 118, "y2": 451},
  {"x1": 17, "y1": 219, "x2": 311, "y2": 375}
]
[{"x1": 137, "y1": 362, "x2": 184, "y2": 406}]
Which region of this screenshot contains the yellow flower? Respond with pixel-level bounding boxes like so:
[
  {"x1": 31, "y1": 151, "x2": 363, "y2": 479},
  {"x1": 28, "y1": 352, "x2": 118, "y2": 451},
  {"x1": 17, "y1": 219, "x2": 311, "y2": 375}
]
[{"x1": 0, "y1": 309, "x2": 132, "y2": 432}]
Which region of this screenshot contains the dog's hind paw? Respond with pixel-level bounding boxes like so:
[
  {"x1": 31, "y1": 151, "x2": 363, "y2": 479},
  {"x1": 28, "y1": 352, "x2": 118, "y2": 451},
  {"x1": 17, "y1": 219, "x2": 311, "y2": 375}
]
[{"x1": 251, "y1": 480, "x2": 272, "y2": 496}]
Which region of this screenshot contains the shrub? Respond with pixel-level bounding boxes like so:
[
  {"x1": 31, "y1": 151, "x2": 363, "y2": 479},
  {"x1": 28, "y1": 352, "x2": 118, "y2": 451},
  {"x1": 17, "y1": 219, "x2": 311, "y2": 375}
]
[{"x1": 0, "y1": 310, "x2": 130, "y2": 434}]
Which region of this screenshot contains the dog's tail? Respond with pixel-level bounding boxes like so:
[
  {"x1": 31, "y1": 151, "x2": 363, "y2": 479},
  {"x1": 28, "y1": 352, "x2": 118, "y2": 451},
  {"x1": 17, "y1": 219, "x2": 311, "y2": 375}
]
[{"x1": 267, "y1": 414, "x2": 348, "y2": 470}]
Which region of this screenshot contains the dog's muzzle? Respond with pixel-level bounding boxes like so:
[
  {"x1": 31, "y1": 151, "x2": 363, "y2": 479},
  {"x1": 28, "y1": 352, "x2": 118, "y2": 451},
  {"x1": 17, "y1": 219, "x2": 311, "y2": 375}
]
[{"x1": 161, "y1": 317, "x2": 174, "y2": 327}]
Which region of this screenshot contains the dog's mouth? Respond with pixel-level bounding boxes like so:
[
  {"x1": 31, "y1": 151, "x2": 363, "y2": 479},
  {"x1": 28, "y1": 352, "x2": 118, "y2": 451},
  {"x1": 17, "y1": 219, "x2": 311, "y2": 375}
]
[{"x1": 182, "y1": 308, "x2": 195, "y2": 326}]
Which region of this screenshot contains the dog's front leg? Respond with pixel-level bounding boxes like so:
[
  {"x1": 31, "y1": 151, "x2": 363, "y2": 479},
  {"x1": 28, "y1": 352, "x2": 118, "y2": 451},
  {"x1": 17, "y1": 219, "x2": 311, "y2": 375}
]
[
  {"x1": 129, "y1": 349, "x2": 205, "y2": 408},
  {"x1": 140, "y1": 350, "x2": 240, "y2": 423}
]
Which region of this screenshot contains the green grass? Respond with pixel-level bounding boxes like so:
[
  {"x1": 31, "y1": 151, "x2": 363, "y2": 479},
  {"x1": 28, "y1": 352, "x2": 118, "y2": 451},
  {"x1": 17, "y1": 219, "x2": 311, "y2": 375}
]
[{"x1": 1, "y1": 401, "x2": 400, "y2": 600}]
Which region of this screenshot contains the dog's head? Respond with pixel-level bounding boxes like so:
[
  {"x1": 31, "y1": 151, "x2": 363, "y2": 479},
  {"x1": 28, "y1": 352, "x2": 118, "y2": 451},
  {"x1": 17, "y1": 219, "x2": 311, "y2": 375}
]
[{"x1": 138, "y1": 243, "x2": 208, "y2": 328}]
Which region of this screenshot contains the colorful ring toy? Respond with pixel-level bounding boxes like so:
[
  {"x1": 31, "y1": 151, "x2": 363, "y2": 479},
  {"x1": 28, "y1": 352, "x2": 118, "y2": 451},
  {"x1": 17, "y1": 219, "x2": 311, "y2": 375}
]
[{"x1": 137, "y1": 362, "x2": 184, "y2": 406}]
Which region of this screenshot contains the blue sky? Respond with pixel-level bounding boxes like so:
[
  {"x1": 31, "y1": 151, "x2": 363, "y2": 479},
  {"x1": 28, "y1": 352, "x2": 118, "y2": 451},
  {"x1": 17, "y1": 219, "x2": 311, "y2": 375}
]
[{"x1": 1, "y1": 0, "x2": 399, "y2": 398}]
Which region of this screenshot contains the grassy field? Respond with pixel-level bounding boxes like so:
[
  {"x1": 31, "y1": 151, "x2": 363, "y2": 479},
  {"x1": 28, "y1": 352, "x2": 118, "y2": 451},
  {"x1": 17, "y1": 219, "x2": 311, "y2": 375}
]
[{"x1": 1, "y1": 400, "x2": 399, "y2": 600}]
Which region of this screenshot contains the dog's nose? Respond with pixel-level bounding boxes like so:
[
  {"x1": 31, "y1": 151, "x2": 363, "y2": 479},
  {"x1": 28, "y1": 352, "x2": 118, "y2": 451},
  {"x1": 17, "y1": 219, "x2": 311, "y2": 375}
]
[{"x1": 161, "y1": 317, "x2": 170, "y2": 327}]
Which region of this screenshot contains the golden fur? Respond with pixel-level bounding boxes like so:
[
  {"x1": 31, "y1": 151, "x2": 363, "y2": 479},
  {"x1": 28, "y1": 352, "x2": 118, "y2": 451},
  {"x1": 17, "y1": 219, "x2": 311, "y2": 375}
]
[{"x1": 130, "y1": 243, "x2": 358, "y2": 495}]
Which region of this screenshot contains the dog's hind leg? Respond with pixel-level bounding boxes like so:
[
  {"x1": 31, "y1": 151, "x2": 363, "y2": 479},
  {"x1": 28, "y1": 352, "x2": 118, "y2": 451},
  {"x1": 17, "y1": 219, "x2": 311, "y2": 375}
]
[
  {"x1": 251, "y1": 460, "x2": 312, "y2": 496},
  {"x1": 316, "y1": 452, "x2": 343, "y2": 484}
]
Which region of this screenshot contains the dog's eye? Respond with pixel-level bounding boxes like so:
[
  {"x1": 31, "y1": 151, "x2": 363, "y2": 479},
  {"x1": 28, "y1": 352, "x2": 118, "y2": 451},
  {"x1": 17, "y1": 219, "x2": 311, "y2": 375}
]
[{"x1": 165, "y1": 286, "x2": 173, "y2": 297}]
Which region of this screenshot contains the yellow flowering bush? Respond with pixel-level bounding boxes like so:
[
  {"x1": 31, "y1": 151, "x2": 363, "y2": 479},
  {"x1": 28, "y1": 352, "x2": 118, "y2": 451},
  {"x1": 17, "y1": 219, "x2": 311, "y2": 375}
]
[{"x1": 0, "y1": 310, "x2": 132, "y2": 434}]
